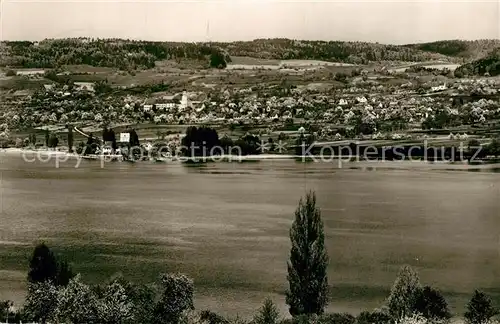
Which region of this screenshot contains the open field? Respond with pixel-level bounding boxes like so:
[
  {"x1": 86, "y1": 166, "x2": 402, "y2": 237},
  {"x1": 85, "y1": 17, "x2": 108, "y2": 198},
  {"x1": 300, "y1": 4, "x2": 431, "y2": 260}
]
[
  {"x1": 227, "y1": 57, "x2": 357, "y2": 70},
  {"x1": 388, "y1": 61, "x2": 461, "y2": 72},
  {"x1": 229, "y1": 56, "x2": 281, "y2": 66},
  {"x1": 281, "y1": 59, "x2": 356, "y2": 67},
  {"x1": 62, "y1": 64, "x2": 116, "y2": 74}
]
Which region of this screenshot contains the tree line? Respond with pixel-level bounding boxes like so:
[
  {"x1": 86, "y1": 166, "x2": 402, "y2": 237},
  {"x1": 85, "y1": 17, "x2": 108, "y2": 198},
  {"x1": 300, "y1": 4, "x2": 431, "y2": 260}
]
[
  {"x1": 180, "y1": 126, "x2": 264, "y2": 156},
  {"x1": 1, "y1": 38, "x2": 472, "y2": 71},
  {"x1": 1, "y1": 39, "x2": 230, "y2": 70}
]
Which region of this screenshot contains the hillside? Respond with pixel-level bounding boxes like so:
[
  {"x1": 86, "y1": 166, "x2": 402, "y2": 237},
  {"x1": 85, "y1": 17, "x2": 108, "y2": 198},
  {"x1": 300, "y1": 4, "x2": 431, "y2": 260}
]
[
  {"x1": 455, "y1": 47, "x2": 500, "y2": 76},
  {"x1": 0, "y1": 38, "x2": 469, "y2": 71},
  {"x1": 213, "y1": 39, "x2": 457, "y2": 63},
  {"x1": 404, "y1": 39, "x2": 500, "y2": 60}
]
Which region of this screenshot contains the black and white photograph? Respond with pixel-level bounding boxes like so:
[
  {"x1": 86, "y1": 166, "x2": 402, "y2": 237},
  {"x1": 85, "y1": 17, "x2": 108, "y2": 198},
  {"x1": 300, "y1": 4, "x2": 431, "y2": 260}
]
[{"x1": 0, "y1": 1, "x2": 499, "y2": 323}]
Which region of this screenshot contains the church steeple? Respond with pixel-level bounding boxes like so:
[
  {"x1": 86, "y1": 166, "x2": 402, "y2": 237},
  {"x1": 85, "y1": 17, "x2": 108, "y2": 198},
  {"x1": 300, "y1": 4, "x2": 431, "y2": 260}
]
[{"x1": 206, "y1": 20, "x2": 211, "y2": 43}]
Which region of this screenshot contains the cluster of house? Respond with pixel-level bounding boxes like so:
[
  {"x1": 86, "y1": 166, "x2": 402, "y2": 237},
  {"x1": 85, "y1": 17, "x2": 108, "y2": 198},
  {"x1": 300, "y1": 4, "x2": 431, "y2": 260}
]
[
  {"x1": 15, "y1": 69, "x2": 45, "y2": 77},
  {"x1": 141, "y1": 91, "x2": 196, "y2": 113},
  {"x1": 42, "y1": 82, "x2": 95, "y2": 96},
  {"x1": 124, "y1": 76, "x2": 500, "y2": 128},
  {"x1": 5, "y1": 68, "x2": 499, "y2": 143}
]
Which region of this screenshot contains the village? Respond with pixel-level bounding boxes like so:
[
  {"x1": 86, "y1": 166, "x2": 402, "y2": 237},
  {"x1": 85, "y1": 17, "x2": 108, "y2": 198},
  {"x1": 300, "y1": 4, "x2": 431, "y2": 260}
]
[{"x1": 1, "y1": 60, "x2": 499, "y2": 157}]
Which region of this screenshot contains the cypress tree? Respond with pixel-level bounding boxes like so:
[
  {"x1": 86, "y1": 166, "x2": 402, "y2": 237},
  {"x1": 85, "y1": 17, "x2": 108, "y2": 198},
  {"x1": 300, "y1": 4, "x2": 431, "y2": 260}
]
[{"x1": 286, "y1": 191, "x2": 329, "y2": 316}]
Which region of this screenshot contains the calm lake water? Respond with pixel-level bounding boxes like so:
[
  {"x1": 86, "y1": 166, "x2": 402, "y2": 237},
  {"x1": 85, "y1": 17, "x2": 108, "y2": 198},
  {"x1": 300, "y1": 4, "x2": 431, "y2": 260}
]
[{"x1": 1, "y1": 153, "x2": 499, "y2": 318}]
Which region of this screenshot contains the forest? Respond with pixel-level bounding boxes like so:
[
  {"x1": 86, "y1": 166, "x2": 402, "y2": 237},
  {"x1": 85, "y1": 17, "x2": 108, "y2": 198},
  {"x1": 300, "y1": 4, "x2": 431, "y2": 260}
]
[{"x1": 3, "y1": 38, "x2": 498, "y2": 71}]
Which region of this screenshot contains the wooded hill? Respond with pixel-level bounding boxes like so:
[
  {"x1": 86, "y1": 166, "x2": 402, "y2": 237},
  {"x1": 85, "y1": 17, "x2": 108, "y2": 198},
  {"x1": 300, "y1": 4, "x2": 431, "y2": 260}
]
[
  {"x1": 1, "y1": 38, "x2": 499, "y2": 71},
  {"x1": 455, "y1": 47, "x2": 500, "y2": 77},
  {"x1": 404, "y1": 39, "x2": 500, "y2": 60}
]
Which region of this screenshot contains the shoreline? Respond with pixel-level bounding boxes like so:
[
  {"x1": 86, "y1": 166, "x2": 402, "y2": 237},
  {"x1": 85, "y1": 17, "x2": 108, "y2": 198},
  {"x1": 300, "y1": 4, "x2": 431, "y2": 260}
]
[
  {"x1": 2, "y1": 148, "x2": 500, "y2": 172},
  {"x1": 2, "y1": 147, "x2": 499, "y2": 162}
]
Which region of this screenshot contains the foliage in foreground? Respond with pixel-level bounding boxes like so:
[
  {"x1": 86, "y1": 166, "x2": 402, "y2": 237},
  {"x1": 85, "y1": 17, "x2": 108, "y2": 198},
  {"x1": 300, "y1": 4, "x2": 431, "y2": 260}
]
[
  {"x1": 23, "y1": 281, "x2": 59, "y2": 324},
  {"x1": 395, "y1": 314, "x2": 429, "y2": 324},
  {"x1": 22, "y1": 271, "x2": 194, "y2": 324},
  {"x1": 415, "y1": 286, "x2": 451, "y2": 321},
  {"x1": 464, "y1": 290, "x2": 499, "y2": 324},
  {"x1": 253, "y1": 298, "x2": 281, "y2": 324},
  {"x1": 356, "y1": 310, "x2": 392, "y2": 324},
  {"x1": 154, "y1": 273, "x2": 195, "y2": 324},
  {"x1": 386, "y1": 265, "x2": 422, "y2": 320}
]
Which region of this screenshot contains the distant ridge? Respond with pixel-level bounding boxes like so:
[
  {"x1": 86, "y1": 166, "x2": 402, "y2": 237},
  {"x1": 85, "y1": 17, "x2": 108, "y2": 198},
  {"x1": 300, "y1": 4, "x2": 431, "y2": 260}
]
[{"x1": 1, "y1": 38, "x2": 498, "y2": 70}]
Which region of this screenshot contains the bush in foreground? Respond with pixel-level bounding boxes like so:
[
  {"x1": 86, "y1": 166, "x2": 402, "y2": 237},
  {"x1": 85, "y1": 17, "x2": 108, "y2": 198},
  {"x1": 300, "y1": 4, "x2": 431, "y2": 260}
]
[
  {"x1": 56, "y1": 274, "x2": 101, "y2": 323},
  {"x1": 387, "y1": 265, "x2": 422, "y2": 320},
  {"x1": 396, "y1": 314, "x2": 428, "y2": 324},
  {"x1": 23, "y1": 280, "x2": 59, "y2": 324},
  {"x1": 97, "y1": 279, "x2": 135, "y2": 324},
  {"x1": 415, "y1": 286, "x2": 451, "y2": 321},
  {"x1": 356, "y1": 310, "x2": 392, "y2": 324},
  {"x1": 464, "y1": 290, "x2": 499, "y2": 324},
  {"x1": 253, "y1": 298, "x2": 281, "y2": 324},
  {"x1": 154, "y1": 273, "x2": 195, "y2": 324},
  {"x1": 200, "y1": 310, "x2": 231, "y2": 324},
  {"x1": 319, "y1": 313, "x2": 355, "y2": 324}
]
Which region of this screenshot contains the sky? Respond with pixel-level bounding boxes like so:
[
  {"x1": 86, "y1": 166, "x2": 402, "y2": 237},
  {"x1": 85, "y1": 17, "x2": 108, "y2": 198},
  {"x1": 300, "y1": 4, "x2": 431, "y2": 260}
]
[{"x1": 1, "y1": 0, "x2": 499, "y2": 44}]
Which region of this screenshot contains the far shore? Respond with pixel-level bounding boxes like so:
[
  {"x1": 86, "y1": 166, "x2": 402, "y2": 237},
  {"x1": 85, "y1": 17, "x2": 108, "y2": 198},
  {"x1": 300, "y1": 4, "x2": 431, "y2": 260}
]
[{"x1": 2, "y1": 148, "x2": 500, "y2": 172}]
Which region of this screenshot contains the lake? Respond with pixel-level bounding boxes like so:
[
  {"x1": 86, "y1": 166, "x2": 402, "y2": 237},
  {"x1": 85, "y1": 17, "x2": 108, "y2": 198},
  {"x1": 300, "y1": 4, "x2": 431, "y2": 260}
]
[{"x1": 1, "y1": 153, "x2": 499, "y2": 318}]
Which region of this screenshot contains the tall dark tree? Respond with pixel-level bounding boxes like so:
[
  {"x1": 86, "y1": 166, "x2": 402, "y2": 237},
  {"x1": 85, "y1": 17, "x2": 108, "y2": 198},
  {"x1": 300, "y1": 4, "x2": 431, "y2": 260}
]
[
  {"x1": 44, "y1": 129, "x2": 49, "y2": 147},
  {"x1": 415, "y1": 286, "x2": 451, "y2": 321},
  {"x1": 28, "y1": 243, "x2": 74, "y2": 287},
  {"x1": 67, "y1": 125, "x2": 73, "y2": 153},
  {"x1": 209, "y1": 50, "x2": 227, "y2": 69},
  {"x1": 286, "y1": 191, "x2": 329, "y2": 316},
  {"x1": 181, "y1": 126, "x2": 220, "y2": 157},
  {"x1": 235, "y1": 133, "x2": 261, "y2": 155},
  {"x1": 28, "y1": 243, "x2": 58, "y2": 284},
  {"x1": 56, "y1": 259, "x2": 75, "y2": 287}
]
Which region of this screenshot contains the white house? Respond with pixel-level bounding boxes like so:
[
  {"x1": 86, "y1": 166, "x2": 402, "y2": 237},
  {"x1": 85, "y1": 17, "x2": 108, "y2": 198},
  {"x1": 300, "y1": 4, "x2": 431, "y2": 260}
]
[
  {"x1": 339, "y1": 99, "x2": 348, "y2": 106},
  {"x1": 155, "y1": 103, "x2": 177, "y2": 111},
  {"x1": 74, "y1": 82, "x2": 95, "y2": 92},
  {"x1": 431, "y1": 83, "x2": 447, "y2": 92},
  {"x1": 44, "y1": 84, "x2": 55, "y2": 92},
  {"x1": 16, "y1": 69, "x2": 45, "y2": 76},
  {"x1": 356, "y1": 96, "x2": 368, "y2": 103}
]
